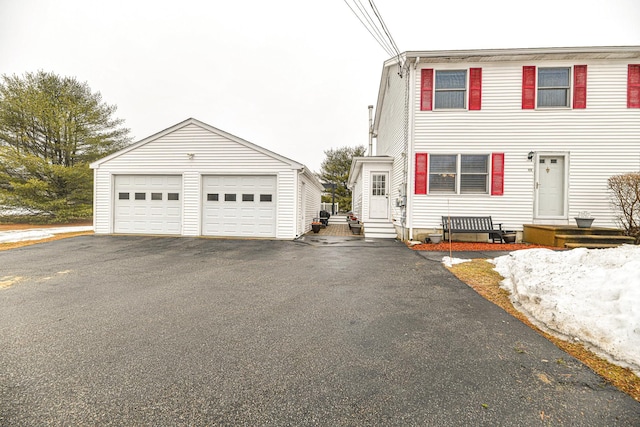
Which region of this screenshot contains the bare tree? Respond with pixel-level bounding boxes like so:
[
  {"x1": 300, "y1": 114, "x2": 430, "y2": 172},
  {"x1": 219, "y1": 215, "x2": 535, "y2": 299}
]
[{"x1": 608, "y1": 172, "x2": 640, "y2": 243}]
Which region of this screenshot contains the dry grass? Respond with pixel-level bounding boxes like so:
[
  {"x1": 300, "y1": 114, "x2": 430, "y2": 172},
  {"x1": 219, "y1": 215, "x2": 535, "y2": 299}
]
[{"x1": 448, "y1": 259, "x2": 640, "y2": 402}]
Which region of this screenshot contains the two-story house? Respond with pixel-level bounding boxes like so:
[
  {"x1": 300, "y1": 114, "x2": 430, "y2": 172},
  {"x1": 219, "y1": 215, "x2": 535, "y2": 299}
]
[{"x1": 349, "y1": 46, "x2": 640, "y2": 241}]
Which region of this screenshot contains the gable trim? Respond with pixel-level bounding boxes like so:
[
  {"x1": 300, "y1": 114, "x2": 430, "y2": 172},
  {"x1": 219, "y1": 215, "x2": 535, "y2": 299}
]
[{"x1": 90, "y1": 118, "x2": 303, "y2": 170}]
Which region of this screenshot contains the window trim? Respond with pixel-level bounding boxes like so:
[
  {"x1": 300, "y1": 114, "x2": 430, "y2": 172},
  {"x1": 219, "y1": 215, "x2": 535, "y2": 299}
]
[
  {"x1": 434, "y1": 70, "x2": 467, "y2": 110},
  {"x1": 426, "y1": 154, "x2": 493, "y2": 195},
  {"x1": 537, "y1": 67, "x2": 571, "y2": 108}
]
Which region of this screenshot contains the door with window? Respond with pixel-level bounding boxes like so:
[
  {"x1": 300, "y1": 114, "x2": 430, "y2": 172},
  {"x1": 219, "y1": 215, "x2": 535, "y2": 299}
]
[
  {"x1": 369, "y1": 172, "x2": 389, "y2": 219},
  {"x1": 535, "y1": 155, "x2": 566, "y2": 218},
  {"x1": 202, "y1": 175, "x2": 276, "y2": 237},
  {"x1": 114, "y1": 175, "x2": 182, "y2": 234}
]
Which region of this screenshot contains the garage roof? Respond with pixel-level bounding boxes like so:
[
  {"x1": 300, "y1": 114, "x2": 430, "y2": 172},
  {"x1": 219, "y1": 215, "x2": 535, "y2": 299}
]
[{"x1": 90, "y1": 117, "x2": 304, "y2": 170}]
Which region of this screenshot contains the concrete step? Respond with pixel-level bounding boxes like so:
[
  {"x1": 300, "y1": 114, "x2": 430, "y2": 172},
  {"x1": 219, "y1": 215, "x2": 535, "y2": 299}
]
[
  {"x1": 328, "y1": 215, "x2": 348, "y2": 225},
  {"x1": 363, "y1": 221, "x2": 397, "y2": 239}
]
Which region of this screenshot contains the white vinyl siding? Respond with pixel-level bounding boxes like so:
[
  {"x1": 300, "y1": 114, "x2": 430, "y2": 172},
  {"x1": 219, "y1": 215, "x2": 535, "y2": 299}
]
[
  {"x1": 411, "y1": 59, "x2": 640, "y2": 230},
  {"x1": 182, "y1": 171, "x2": 200, "y2": 236},
  {"x1": 375, "y1": 68, "x2": 407, "y2": 227},
  {"x1": 297, "y1": 172, "x2": 322, "y2": 236}
]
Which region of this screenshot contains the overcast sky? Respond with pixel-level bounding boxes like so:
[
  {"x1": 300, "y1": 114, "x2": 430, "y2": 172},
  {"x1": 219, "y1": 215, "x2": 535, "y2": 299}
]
[{"x1": 1, "y1": 0, "x2": 639, "y2": 172}]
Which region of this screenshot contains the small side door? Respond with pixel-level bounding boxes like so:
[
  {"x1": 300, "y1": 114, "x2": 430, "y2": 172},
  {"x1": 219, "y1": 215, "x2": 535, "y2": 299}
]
[{"x1": 369, "y1": 172, "x2": 389, "y2": 219}]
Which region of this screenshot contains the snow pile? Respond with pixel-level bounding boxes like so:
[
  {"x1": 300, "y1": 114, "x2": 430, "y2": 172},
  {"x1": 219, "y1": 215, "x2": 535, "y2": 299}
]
[
  {"x1": 492, "y1": 246, "x2": 640, "y2": 373},
  {"x1": 0, "y1": 226, "x2": 93, "y2": 244},
  {"x1": 442, "y1": 256, "x2": 471, "y2": 268}
]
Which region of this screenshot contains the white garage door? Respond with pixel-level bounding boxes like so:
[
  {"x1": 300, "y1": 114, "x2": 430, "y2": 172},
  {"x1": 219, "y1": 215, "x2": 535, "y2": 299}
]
[
  {"x1": 202, "y1": 175, "x2": 276, "y2": 237},
  {"x1": 114, "y1": 175, "x2": 182, "y2": 234}
]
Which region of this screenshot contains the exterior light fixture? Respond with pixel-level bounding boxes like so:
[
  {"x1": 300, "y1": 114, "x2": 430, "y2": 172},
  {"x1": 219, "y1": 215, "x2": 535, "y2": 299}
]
[{"x1": 527, "y1": 151, "x2": 534, "y2": 161}]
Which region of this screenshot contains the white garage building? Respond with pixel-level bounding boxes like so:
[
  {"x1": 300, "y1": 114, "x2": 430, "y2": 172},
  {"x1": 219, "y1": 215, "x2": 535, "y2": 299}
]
[{"x1": 90, "y1": 118, "x2": 323, "y2": 239}]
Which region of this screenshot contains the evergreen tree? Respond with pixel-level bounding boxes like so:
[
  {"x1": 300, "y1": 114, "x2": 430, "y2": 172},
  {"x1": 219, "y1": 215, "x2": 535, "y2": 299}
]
[
  {"x1": 318, "y1": 145, "x2": 366, "y2": 212},
  {"x1": 0, "y1": 71, "x2": 130, "y2": 221}
]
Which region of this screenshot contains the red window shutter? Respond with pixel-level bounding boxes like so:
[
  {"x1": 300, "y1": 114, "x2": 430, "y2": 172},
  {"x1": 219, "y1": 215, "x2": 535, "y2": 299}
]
[
  {"x1": 415, "y1": 153, "x2": 428, "y2": 194},
  {"x1": 420, "y1": 69, "x2": 433, "y2": 111},
  {"x1": 628, "y1": 64, "x2": 640, "y2": 108},
  {"x1": 491, "y1": 153, "x2": 504, "y2": 196},
  {"x1": 522, "y1": 66, "x2": 536, "y2": 109},
  {"x1": 573, "y1": 65, "x2": 587, "y2": 109},
  {"x1": 469, "y1": 67, "x2": 482, "y2": 110}
]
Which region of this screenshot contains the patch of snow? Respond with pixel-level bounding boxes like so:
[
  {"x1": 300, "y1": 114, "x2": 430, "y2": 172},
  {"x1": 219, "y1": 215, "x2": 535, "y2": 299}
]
[
  {"x1": 492, "y1": 246, "x2": 640, "y2": 374},
  {"x1": 442, "y1": 257, "x2": 471, "y2": 268},
  {"x1": 0, "y1": 226, "x2": 93, "y2": 244}
]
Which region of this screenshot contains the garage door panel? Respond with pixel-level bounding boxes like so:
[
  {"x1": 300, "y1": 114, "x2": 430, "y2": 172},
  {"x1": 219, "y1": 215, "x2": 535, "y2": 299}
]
[
  {"x1": 202, "y1": 175, "x2": 276, "y2": 237},
  {"x1": 166, "y1": 207, "x2": 181, "y2": 216},
  {"x1": 114, "y1": 175, "x2": 182, "y2": 235}
]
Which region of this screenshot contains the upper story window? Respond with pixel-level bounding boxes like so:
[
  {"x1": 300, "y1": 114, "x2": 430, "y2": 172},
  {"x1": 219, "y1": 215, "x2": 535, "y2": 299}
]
[
  {"x1": 537, "y1": 67, "x2": 570, "y2": 107},
  {"x1": 522, "y1": 65, "x2": 587, "y2": 109},
  {"x1": 421, "y1": 68, "x2": 482, "y2": 111},
  {"x1": 435, "y1": 71, "x2": 467, "y2": 109}
]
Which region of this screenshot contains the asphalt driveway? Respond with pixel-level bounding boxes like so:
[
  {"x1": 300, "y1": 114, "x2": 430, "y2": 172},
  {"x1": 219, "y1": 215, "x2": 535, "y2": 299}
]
[{"x1": 1, "y1": 236, "x2": 638, "y2": 425}]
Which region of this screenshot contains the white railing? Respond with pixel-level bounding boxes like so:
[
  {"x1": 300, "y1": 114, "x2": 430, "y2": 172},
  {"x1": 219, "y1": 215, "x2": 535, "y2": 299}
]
[{"x1": 320, "y1": 202, "x2": 339, "y2": 214}]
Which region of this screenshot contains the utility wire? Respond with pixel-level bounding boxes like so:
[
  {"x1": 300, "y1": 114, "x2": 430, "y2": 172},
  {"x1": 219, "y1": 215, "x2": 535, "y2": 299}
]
[
  {"x1": 353, "y1": 0, "x2": 396, "y2": 56},
  {"x1": 368, "y1": 0, "x2": 403, "y2": 69},
  {"x1": 342, "y1": 0, "x2": 395, "y2": 57}
]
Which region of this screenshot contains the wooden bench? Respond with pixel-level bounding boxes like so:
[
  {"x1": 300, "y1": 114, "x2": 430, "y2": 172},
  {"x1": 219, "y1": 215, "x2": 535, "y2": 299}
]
[{"x1": 441, "y1": 216, "x2": 505, "y2": 243}]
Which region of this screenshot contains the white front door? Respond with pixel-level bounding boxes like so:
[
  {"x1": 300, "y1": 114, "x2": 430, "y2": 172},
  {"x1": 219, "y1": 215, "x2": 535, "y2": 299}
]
[
  {"x1": 369, "y1": 172, "x2": 389, "y2": 219},
  {"x1": 535, "y1": 155, "x2": 566, "y2": 218}
]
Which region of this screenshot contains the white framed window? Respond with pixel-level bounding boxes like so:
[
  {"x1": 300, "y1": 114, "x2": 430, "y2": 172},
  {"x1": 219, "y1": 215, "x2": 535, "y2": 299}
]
[
  {"x1": 537, "y1": 67, "x2": 570, "y2": 107},
  {"x1": 372, "y1": 174, "x2": 386, "y2": 196},
  {"x1": 429, "y1": 154, "x2": 489, "y2": 194},
  {"x1": 435, "y1": 70, "x2": 467, "y2": 109}
]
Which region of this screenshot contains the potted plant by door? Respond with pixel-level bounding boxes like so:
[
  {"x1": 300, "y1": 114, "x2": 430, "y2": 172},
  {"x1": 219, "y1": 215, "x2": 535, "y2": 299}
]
[
  {"x1": 575, "y1": 211, "x2": 594, "y2": 228},
  {"x1": 311, "y1": 221, "x2": 322, "y2": 233},
  {"x1": 350, "y1": 222, "x2": 362, "y2": 234}
]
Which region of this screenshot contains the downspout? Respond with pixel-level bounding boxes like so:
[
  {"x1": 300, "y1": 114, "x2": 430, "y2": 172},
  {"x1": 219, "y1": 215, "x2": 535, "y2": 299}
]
[
  {"x1": 407, "y1": 57, "x2": 419, "y2": 241},
  {"x1": 296, "y1": 167, "x2": 304, "y2": 238},
  {"x1": 368, "y1": 105, "x2": 374, "y2": 156}
]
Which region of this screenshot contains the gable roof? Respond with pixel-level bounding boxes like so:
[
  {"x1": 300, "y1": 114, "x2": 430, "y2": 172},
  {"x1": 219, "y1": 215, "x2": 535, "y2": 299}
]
[
  {"x1": 90, "y1": 117, "x2": 304, "y2": 170},
  {"x1": 347, "y1": 156, "x2": 393, "y2": 189}
]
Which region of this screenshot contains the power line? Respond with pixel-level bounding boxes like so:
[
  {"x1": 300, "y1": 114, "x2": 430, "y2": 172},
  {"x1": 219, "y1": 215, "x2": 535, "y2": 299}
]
[
  {"x1": 342, "y1": 0, "x2": 395, "y2": 57},
  {"x1": 353, "y1": 0, "x2": 396, "y2": 56},
  {"x1": 368, "y1": 0, "x2": 400, "y2": 56},
  {"x1": 367, "y1": 0, "x2": 403, "y2": 69}
]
